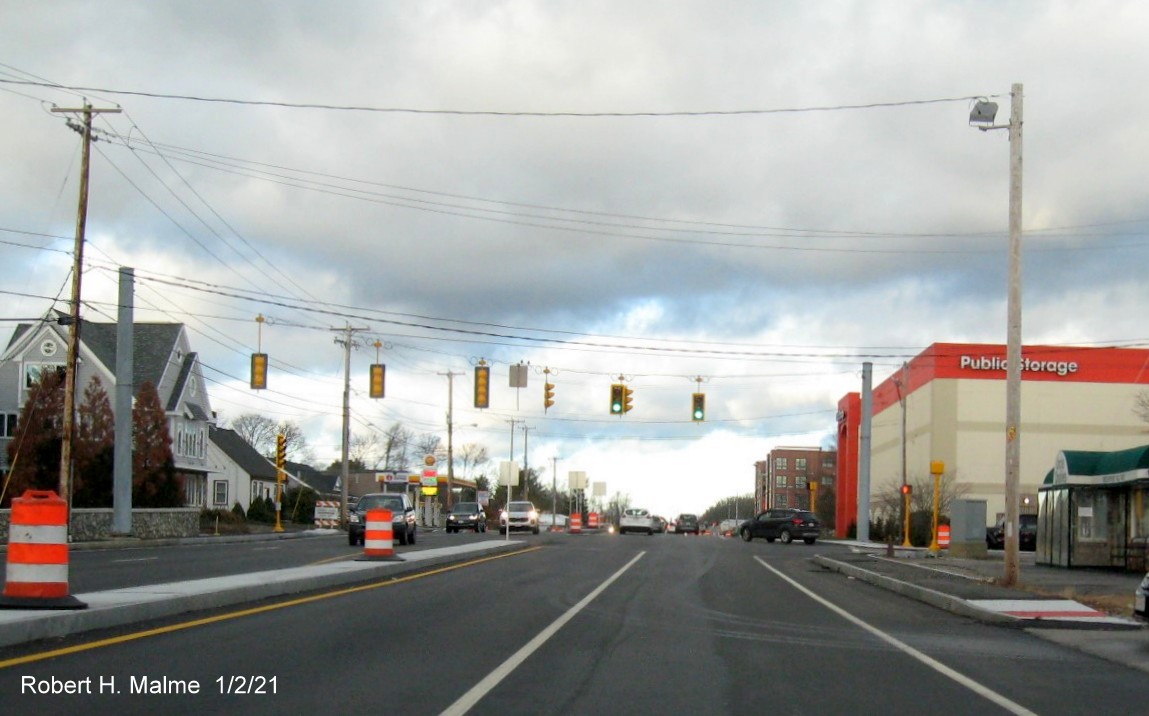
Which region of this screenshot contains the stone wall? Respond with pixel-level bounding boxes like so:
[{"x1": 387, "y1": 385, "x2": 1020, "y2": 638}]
[{"x1": 0, "y1": 508, "x2": 200, "y2": 543}]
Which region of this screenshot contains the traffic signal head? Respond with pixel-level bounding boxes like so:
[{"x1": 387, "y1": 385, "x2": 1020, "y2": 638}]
[
  {"x1": 369, "y1": 363, "x2": 385, "y2": 399},
  {"x1": 250, "y1": 353, "x2": 268, "y2": 390},
  {"x1": 610, "y1": 383, "x2": 624, "y2": 414},
  {"x1": 544, "y1": 382, "x2": 555, "y2": 411},
  {"x1": 691, "y1": 392, "x2": 705, "y2": 421},
  {"x1": 623, "y1": 385, "x2": 634, "y2": 413},
  {"x1": 808, "y1": 480, "x2": 818, "y2": 492},
  {"x1": 474, "y1": 365, "x2": 491, "y2": 409},
  {"x1": 276, "y1": 433, "x2": 286, "y2": 471}
]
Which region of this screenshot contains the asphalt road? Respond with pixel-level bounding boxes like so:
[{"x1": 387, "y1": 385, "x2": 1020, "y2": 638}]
[{"x1": 2, "y1": 533, "x2": 1147, "y2": 715}]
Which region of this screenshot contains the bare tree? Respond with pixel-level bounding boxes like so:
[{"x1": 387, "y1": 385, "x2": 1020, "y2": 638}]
[
  {"x1": 413, "y1": 433, "x2": 445, "y2": 464},
  {"x1": 458, "y1": 442, "x2": 490, "y2": 481},
  {"x1": 350, "y1": 432, "x2": 381, "y2": 468},
  {"x1": 1133, "y1": 391, "x2": 1149, "y2": 425},
  {"x1": 380, "y1": 422, "x2": 414, "y2": 470},
  {"x1": 229, "y1": 413, "x2": 309, "y2": 460}
]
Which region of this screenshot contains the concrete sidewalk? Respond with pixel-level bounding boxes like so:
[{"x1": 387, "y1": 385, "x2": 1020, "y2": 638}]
[
  {"x1": 0, "y1": 539, "x2": 529, "y2": 650},
  {"x1": 814, "y1": 543, "x2": 1149, "y2": 675}
]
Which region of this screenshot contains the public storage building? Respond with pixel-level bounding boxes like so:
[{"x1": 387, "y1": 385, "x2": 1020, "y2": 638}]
[{"x1": 834, "y1": 342, "x2": 1149, "y2": 538}]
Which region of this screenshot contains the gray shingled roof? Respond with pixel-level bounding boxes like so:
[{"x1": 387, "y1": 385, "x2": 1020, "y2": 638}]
[{"x1": 209, "y1": 426, "x2": 277, "y2": 481}]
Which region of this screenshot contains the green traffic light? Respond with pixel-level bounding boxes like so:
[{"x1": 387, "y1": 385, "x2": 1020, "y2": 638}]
[{"x1": 693, "y1": 408, "x2": 704, "y2": 420}]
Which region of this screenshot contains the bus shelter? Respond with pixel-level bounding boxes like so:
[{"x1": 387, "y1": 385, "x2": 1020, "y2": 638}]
[{"x1": 1038, "y1": 446, "x2": 1149, "y2": 571}]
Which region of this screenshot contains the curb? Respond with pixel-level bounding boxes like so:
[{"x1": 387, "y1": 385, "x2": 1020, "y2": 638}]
[
  {"x1": 0, "y1": 541, "x2": 532, "y2": 649},
  {"x1": 812, "y1": 554, "x2": 1018, "y2": 624}
]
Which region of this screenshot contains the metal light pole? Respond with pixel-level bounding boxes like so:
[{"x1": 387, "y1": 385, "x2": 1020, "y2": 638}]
[{"x1": 971, "y1": 83, "x2": 1024, "y2": 586}]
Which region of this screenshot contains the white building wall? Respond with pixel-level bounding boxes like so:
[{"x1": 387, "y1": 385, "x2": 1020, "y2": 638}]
[{"x1": 872, "y1": 377, "x2": 1149, "y2": 523}]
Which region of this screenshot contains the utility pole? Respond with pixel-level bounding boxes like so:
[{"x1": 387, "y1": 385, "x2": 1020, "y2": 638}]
[
  {"x1": 333, "y1": 324, "x2": 369, "y2": 525},
  {"x1": 505, "y1": 418, "x2": 522, "y2": 505},
  {"x1": 551, "y1": 455, "x2": 559, "y2": 528},
  {"x1": 521, "y1": 425, "x2": 533, "y2": 501},
  {"x1": 52, "y1": 101, "x2": 120, "y2": 507},
  {"x1": 439, "y1": 370, "x2": 463, "y2": 508},
  {"x1": 1002, "y1": 83, "x2": 1025, "y2": 587}
]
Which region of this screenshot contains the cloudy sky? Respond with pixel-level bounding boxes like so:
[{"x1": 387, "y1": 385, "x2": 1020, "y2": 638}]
[{"x1": 2, "y1": 1, "x2": 1148, "y2": 518}]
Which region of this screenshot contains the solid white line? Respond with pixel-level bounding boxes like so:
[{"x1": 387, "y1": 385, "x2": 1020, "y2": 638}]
[
  {"x1": 110, "y1": 557, "x2": 159, "y2": 563},
  {"x1": 440, "y1": 551, "x2": 646, "y2": 716},
  {"x1": 754, "y1": 557, "x2": 1038, "y2": 716}
]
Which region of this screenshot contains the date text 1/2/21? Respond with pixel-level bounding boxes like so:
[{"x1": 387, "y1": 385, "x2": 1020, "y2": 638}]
[{"x1": 217, "y1": 675, "x2": 277, "y2": 694}]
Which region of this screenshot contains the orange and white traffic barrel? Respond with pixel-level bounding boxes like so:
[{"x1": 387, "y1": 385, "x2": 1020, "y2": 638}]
[
  {"x1": 569, "y1": 513, "x2": 582, "y2": 534},
  {"x1": 938, "y1": 524, "x2": 951, "y2": 549},
  {"x1": 0, "y1": 490, "x2": 86, "y2": 610},
  {"x1": 587, "y1": 512, "x2": 600, "y2": 530},
  {"x1": 358, "y1": 508, "x2": 401, "y2": 561}
]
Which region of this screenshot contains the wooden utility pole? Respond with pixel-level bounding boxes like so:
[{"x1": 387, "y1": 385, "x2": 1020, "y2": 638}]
[{"x1": 52, "y1": 101, "x2": 120, "y2": 506}]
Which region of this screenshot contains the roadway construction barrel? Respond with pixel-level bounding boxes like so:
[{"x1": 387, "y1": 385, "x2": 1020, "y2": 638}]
[
  {"x1": 358, "y1": 508, "x2": 401, "y2": 561},
  {"x1": 569, "y1": 513, "x2": 582, "y2": 534},
  {"x1": 0, "y1": 490, "x2": 86, "y2": 610},
  {"x1": 587, "y1": 512, "x2": 600, "y2": 530},
  {"x1": 938, "y1": 524, "x2": 951, "y2": 549}
]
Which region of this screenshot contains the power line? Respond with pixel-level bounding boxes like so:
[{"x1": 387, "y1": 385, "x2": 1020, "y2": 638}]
[{"x1": 0, "y1": 79, "x2": 996, "y2": 117}]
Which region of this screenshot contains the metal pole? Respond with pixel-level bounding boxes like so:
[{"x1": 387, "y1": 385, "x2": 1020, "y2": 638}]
[
  {"x1": 112, "y1": 267, "x2": 134, "y2": 535},
  {"x1": 899, "y1": 362, "x2": 911, "y2": 547},
  {"x1": 522, "y1": 425, "x2": 531, "y2": 501},
  {"x1": 1003, "y1": 82, "x2": 1024, "y2": 586},
  {"x1": 858, "y1": 362, "x2": 873, "y2": 542}
]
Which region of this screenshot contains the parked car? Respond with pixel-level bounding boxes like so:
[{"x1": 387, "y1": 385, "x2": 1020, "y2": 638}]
[
  {"x1": 1135, "y1": 572, "x2": 1149, "y2": 622},
  {"x1": 676, "y1": 513, "x2": 700, "y2": 535},
  {"x1": 348, "y1": 492, "x2": 417, "y2": 546},
  {"x1": 446, "y1": 501, "x2": 487, "y2": 533},
  {"x1": 986, "y1": 514, "x2": 1037, "y2": 551},
  {"x1": 739, "y1": 509, "x2": 821, "y2": 544},
  {"x1": 500, "y1": 501, "x2": 540, "y2": 534},
  {"x1": 619, "y1": 508, "x2": 654, "y2": 535}
]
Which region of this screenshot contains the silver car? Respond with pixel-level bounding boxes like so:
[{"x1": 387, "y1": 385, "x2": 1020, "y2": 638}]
[{"x1": 619, "y1": 508, "x2": 654, "y2": 535}]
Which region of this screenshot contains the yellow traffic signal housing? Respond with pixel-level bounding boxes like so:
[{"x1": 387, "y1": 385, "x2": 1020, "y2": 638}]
[
  {"x1": 250, "y1": 353, "x2": 268, "y2": 390},
  {"x1": 623, "y1": 385, "x2": 634, "y2": 413},
  {"x1": 544, "y1": 381, "x2": 555, "y2": 411},
  {"x1": 276, "y1": 433, "x2": 287, "y2": 478},
  {"x1": 474, "y1": 365, "x2": 491, "y2": 409},
  {"x1": 691, "y1": 392, "x2": 705, "y2": 421},
  {"x1": 369, "y1": 363, "x2": 386, "y2": 399},
  {"x1": 610, "y1": 383, "x2": 624, "y2": 414}
]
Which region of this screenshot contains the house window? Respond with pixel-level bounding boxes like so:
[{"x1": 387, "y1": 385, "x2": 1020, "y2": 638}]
[
  {"x1": 795, "y1": 476, "x2": 807, "y2": 488},
  {"x1": 795, "y1": 458, "x2": 807, "y2": 473},
  {"x1": 774, "y1": 457, "x2": 788, "y2": 470},
  {"x1": 213, "y1": 480, "x2": 228, "y2": 506},
  {"x1": 776, "y1": 493, "x2": 789, "y2": 508},
  {"x1": 1, "y1": 413, "x2": 16, "y2": 438},
  {"x1": 775, "y1": 475, "x2": 787, "y2": 488}
]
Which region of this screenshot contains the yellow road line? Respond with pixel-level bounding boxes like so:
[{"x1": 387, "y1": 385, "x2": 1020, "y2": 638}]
[{"x1": 0, "y1": 546, "x2": 543, "y2": 670}]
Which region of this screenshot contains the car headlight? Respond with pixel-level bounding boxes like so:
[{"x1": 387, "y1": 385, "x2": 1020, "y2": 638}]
[
  {"x1": 349, "y1": 513, "x2": 361, "y2": 524},
  {"x1": 528, "y1": 510, "x2": 538, "y2": 521}
]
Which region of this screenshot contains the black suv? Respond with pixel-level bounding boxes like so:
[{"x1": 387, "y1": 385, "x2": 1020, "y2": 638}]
[
  {"x1": 676, "y1": 513, "x2": 700, "y2": 535},
  {"x1": 348, "y1": 492, "x2": 417, "y2": 546},
  {"x1": 986, "y1": 513, "x2": 1037, "y2": 551},
  {"x1": 739, "y1": 509, "x2": 820, "y2": 545},
  {"x1": 446, "y1": 501, "x2": 487, "y2": 533}
]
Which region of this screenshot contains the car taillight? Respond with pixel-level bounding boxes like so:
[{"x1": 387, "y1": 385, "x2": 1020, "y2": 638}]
[{"x1": 792, "y1": 517, "x2": 804, "y2": 525}]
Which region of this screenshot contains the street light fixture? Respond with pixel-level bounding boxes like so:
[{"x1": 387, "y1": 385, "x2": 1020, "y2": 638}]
[{"x1": 971, "y1": 83, "x2": 1024, "y2": 587}]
